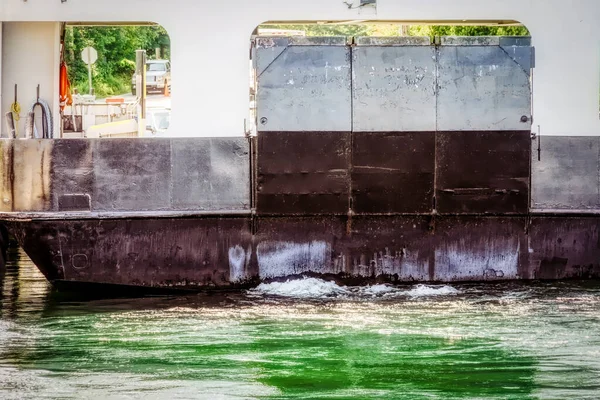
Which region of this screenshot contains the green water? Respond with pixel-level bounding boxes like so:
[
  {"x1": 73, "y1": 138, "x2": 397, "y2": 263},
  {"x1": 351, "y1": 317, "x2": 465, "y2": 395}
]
[{"x1": 1, "y1": 244, "x2": 600, "y2": 399}]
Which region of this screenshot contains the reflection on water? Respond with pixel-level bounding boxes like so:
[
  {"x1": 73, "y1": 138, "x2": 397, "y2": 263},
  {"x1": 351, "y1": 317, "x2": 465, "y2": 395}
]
[{"x1": 2, "y1": 241, "x2": 600, "y2": 399}]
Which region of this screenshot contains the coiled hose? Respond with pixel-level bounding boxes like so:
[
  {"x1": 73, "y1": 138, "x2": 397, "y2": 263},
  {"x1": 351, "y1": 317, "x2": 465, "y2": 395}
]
[{"x1": 25, "y1": 99, "x2": 53, "y2": 139}]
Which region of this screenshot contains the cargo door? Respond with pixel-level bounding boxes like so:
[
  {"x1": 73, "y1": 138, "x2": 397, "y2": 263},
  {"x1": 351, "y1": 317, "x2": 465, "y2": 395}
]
[
  {"x1": 435, "y1": 36, "x2": 533, "y2": 214},
  {"x1": 351, "y1": 37, "x2": 436, "y2": 214},
  {"x1": 255, "y1": 37, "x2": 351, "y2": 214}
]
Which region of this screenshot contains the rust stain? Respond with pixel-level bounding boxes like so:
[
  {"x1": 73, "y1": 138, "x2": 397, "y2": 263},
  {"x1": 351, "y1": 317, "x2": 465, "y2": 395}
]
[
  {"x1": 8, "y1": 142, "x2": 15, "y2": 212},
  {"x1": 40, "y1": 148, "x2": 47, "y2": 203}
]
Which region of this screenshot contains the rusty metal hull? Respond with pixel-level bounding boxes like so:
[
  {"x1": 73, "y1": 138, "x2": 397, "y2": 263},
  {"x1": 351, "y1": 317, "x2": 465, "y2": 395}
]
[{"x1": 5, "y1": 214, "x2": 600, "y2": 291}]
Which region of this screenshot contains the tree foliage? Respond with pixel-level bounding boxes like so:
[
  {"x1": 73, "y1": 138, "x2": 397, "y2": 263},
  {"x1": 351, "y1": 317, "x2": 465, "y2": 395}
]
[
  {"x1": 64, "y1": 25, "x2": 170, "y2": 97},
  {"x1": 408, "y1": 25, "x2": 529, "y2": 37},
  {"x1": 260, "y1": 23, "x2": 529, "y2": 37},
  {"x1": 259, "y1": 24, "x2": 372, "y2": 37}
]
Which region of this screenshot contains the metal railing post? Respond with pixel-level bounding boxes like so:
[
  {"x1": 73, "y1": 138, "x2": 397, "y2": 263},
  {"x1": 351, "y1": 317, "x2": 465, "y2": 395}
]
[{"x1": 136, "y1": 49, "x2": 147, "y2": 136}]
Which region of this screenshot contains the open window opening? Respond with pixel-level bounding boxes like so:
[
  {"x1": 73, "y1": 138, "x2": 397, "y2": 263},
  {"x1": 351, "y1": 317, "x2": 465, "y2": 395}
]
[{"x1": 2, "y1": 22, "x2": 171, "y2": 139}]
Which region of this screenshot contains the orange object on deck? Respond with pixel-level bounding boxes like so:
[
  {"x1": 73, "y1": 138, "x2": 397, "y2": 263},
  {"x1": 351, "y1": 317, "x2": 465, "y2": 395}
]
[{"x1": 59, "y1": 61, "x2": 73, "y2": 111}]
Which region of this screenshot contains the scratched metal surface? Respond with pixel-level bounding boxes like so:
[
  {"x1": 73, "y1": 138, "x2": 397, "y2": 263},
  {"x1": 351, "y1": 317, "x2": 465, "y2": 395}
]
[
  {"x1": 352, "y1": 44, "x2": 436, "y2": 132},
  {"x1": 436, "y1": 44, "x2": 532, "y2": 131},
  {"x1": 256, "y1": 44, "x2": 352, "y2": 132}
]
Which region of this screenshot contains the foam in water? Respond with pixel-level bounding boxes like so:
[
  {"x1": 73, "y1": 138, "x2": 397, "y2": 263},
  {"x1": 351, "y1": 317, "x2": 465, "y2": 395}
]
[
  {"x1": 362, "y1": 284, "x2": 398, "y2": 296},
  {"x1": 250, "y1": 277, "x2": 348, "y2": 298},
  {"x1": 402, "y1": 284, "x2": 459, "y2": 297},
  {"x1": 250, "y1": 277, "x2": 460, "y2": 299}
]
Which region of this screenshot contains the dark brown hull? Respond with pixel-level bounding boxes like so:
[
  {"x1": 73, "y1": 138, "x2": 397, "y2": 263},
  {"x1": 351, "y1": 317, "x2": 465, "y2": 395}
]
[{"x1": 6, "y1": 213, "x2": 600, "y2": 291}]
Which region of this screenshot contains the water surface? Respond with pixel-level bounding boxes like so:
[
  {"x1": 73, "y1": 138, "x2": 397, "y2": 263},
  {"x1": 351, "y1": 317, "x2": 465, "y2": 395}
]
[{"x1": 1, "y1": 243, "x2": 600, "y2": 399}]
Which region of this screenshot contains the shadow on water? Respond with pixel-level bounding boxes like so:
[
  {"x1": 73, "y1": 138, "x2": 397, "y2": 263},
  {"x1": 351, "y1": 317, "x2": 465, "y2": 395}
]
[
  {"x1": 0, "y1": 239, "x2": 49, "y2": 320},
  {"x1": 0, "y1": 239, "x2": 242, "y2": 319}
]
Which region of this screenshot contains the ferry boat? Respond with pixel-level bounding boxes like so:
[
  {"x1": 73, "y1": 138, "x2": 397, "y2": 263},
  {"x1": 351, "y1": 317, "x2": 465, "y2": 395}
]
[{"x1": 0, "y1": 0, "x2": 599, "y2": 291}]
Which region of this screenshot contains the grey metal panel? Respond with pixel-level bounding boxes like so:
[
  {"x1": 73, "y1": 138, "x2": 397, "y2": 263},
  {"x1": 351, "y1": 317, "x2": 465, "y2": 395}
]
[
  {"x1": 50, "y1": 139, "x2": 94, "y2": 211},
  {"x1": 171, "y1": 138, "x2": 250, "y2": 210},
  {"x1": 93, "y1": 139, "x2": 172, "y2": 211},
  {"x1": 531, "y1": 136, "x2": 600, "y2": 210},
  {"x1": 352, "y1": 45, "x2": 436, "y2": 132},
  {"x1": 354, "y1": 36, "x2": 431, "y2": 46},
  {"x1": 437, "y1": 45, "x2": 532, "y2": 131},
  {"x1": 256, "y1": 45, "x2": 352, "y2": 132}
]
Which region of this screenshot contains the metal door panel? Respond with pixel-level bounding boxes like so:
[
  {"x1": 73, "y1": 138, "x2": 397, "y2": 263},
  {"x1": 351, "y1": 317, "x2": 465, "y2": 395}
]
[
  {"x1": 352, "y1": 132, "x2": 435, "y2": 213},
  {"x1": 257, "y1": 131, "x2": 350, "y2": 214},
  {"x1": 256, "y1": 39, "x2": 351, "y2": 132},
  {"x1": 437, "y1": 38, "x2": 532, "y2": 131},
  {"x1": 436, "y1": 131, "x2": 531, "y2": 214},
  {"x1": 352, "y1": 39, "x2": 436, "y2": 132}
]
